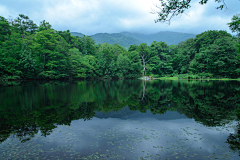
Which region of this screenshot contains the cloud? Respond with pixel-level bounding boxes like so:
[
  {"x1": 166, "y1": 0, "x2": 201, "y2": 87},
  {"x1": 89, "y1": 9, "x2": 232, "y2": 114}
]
[
  {"x1": 41, "y1": 0, "x2": 99, "y2": 24},
  {"x1": 34, "y1": 114, "x2": 234, "y2": 159},
  {"x1": 0, "y1": 4, "x2": 18, "y2": 19},
  {"x1": 0, "y1": 0, "x2": 239, "y2": 35},
  {"x1": 37, "y1": 0, "x2": 160, "y2": 34},
  {"x1": 0, "y1": 5, "x2": 9, "y2": 16},
  {"x1": 157, "y1": 0, "x2": 238, "y2": 34}
]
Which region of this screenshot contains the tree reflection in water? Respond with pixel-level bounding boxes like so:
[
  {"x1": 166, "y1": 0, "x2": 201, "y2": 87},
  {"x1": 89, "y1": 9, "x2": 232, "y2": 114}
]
[{"x1": 0, "y1": 80, "x2": 239, "y2": 155}]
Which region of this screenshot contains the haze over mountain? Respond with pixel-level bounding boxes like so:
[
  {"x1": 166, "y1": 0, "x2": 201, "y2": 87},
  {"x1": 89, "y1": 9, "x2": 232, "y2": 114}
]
[
  {"x1": 120, "y1": 31, "x2": 196, "y2": 46},
  {"x1": 70, "y1": 31, "x2": 196, "y2": 48},
  {"x1": 71, "y1": 32, "x2": 84, "y2": 37},
  {"x1": 91, "y1": 33, "x2": 141, "y2": 48}
]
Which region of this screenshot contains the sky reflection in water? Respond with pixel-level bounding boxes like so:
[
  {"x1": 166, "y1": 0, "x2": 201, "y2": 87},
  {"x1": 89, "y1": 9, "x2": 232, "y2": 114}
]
[{"x1": 0, "y1": 80, "x2": 239, "y2": 159}]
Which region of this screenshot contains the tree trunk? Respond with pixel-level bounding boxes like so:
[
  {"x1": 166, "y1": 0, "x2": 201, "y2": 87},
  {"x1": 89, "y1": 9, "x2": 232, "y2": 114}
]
[{"x1": 143, "y1": 61, "x2": 146, "y2": 76}]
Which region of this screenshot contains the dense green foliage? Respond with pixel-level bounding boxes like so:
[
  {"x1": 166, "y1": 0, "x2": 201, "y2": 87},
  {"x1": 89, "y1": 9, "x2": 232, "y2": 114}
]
[{"x1": 0, "y1": 14, "x2": 239, "y2": 80}]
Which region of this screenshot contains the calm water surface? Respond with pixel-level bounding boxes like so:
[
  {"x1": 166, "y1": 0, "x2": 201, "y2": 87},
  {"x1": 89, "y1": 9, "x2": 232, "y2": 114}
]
[{"x1": 0, "y1": 80, "x2": 240, "y2": 160}]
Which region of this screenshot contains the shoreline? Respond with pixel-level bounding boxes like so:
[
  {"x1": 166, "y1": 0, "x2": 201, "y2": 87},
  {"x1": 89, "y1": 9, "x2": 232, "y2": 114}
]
[
  {"x1": 138, "y1": 76, "x2": 240, "y2": 81},
  {"x1": 155, "y1": 77, "x2": 240, "y2": 81}
]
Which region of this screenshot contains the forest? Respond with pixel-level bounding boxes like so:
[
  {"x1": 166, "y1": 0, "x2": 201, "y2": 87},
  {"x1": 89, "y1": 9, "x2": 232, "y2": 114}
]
[{"x1": 0, "y1": 14, "x2": 240, "y2": 81}]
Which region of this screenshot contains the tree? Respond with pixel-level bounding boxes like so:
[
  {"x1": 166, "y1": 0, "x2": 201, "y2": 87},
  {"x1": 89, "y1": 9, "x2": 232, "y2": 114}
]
[
  {"x1": 208, "y1": 36, "x2": 239, "y2": 77},
  {"x1": 228, "y1": 13, "x2": 240, "y2": 73},
  {"x1": 69, "y1": 48, "x2": 94, "y2": 78},
  {"x1": 128, "y1": 51, "x2": 142, "y2": 78},
  {"x1": 18, "y1": 43, "x2": 37, "y2": 79},
  {"x1": 93, "y1": 43, "x2": 126, "y2": 78},
  {"x1": 138, "y1": 43, "x2": 150, "y2": 76},
  {"x1": 128, "y1": 44, "x2": 138, "y2": 52},
  {"x1": 95, "y1": 44, "x2": 105, "y2": 76},
  {"x1": 116, "y1": 54, "x2": 130, "y2": 78},
  {"x1": 0, "y1": 16, "x2": 11, "y2": 45},
  {"x1": 73, "y1": 35, "x2": 96, "y2": 55},
  {"x1": 153, "y1": 0, "x2": 233, "y2": 24},
  {"x1": 189, "y1": 31, "x2": 239, "y2": 77},
  {"x1": 0, "y1": 15, "x2": 38, "y2": 79},
  {"x1": 150, "y1": 41, "x2": 173, "y2": 76},
  {"x1": 108, "y1": 58, "x2": 117, "y2": 77},
  {"x1": 171, "y1": 38, "x2": 196, "y2": 74},
  {"x1": 11, "y1": 14, "x2": 37, "y2": 39},
  {"x1": 34, "y1": 29, "x2": 56, "y2": 72},
  {"x1": 0, "y1": 31, "x2": 22, "y2": 77},
  {"x1": 228, "y1": 13, "x2": 240, "y2": 38},
  {"x1": 38, "y1": 20, "x2": 52, "y2": 32},
  {"x1": 34, "y1": 28, "x2": 72, "y2": 79}
]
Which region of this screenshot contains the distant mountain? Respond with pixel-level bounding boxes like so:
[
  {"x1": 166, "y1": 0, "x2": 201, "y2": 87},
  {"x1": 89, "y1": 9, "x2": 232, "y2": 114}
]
[
  {"x1": 70, "y1": 32, "x2": 140, "y2": 48},
  {"x1": 70, "y1": 31, "x2": 196, "y2": 48},
  {"x1": 91, "y1": 33, "x2": 141, "y2": 48},
  {"x1": 121, "y1": 31, "x2": 196, "y2": 45},
  {"x1": 70, "y1": 32, "x2": 84, "y2": 37}
]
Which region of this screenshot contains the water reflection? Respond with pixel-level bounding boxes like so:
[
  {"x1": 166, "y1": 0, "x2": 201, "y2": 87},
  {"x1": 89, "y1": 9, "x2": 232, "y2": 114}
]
[{"x1": 0, "y1": 80, "x2": 239, "y2": 159}]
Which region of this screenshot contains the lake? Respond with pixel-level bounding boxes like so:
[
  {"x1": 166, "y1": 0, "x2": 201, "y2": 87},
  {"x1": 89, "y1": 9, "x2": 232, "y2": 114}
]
[{"x1": 0, "y1": 80, "x2": 240, "y2": 160}]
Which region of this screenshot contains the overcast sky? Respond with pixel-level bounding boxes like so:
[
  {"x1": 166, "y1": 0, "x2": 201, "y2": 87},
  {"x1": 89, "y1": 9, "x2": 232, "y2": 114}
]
[{"x1": 0, "y1": 0, "x2": 239, "y2": 35}]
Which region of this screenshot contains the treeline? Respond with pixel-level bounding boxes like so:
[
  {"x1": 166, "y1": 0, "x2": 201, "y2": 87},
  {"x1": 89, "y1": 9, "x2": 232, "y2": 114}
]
[{"x1": 0, "y1": 14, "x2": 239, "y2": 80}]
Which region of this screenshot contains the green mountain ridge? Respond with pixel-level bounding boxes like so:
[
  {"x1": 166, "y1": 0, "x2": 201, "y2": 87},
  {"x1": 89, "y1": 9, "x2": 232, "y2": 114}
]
[
  {"x1": 70, "y1": 31, "x2": 196, "y2": 48},
  {"x1": 121, "y1": 31, "x2": 196, "y2": 45},
  {"x1": 91, "y1": 33, "x2": 141, "y2": 48},
  {"x1": 70, "y1": 32, "x2": 84, "y2": 37}
]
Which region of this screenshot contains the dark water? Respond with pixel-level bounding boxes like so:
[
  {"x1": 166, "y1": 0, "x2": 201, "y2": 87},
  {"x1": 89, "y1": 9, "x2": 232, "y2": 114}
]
[{"x1": 0, "y1": 80, "x2": 240, "y2": 160}]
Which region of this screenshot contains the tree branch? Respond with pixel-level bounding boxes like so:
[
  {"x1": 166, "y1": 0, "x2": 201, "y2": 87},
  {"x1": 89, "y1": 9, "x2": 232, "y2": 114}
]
[{"x1": 152, "y1": 0, "x2": 231, "y2": 24}]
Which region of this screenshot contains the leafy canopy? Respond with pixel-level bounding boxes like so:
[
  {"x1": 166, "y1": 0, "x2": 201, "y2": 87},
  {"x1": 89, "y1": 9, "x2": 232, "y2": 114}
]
[{"x1": 228, "y1": 13, "x2": 240, "y2": 38}]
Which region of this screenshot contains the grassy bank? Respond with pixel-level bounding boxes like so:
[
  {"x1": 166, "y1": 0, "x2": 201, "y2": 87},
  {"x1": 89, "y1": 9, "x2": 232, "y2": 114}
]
[
  {"x1": 156, "y1": 77, "x2": 240, "y2": 81},
  {"x1": 139, "y1": 74, "x2": 240, "y2": 81}
]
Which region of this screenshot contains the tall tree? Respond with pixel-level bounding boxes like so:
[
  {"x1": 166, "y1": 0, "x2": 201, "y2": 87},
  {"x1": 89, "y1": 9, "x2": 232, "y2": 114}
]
[
  {"x1": 138, "y1": 43, "x2": 150, "y2": 76},
  {"x1": 228, "y1": 13, "x2": 240, "y2": 73},
  {"x1": 18, "y1": 43, "x2": 37, "y2": 79},
  {"x1": 189, "y1": 31, "x2": 239, "y2": 77},
  {"x1": 34, "y1": 28, "x2": 72, "y2": 79},
  {"x1": 128, "y1": 50, "x2": 142, "y2": 78},
  {"x1": 228, "y1": 13, "x2": 240, "y2": 38},
  {"x1": 116, "y1": 54, "x2": 130, "y2": 78},
  {"x1": 34, "y1": 29, "x2": 56, "y2": 72},
  {"x1": 150, "y1": 41, "x2": 173, "y2": 76},
  {"x1": 73, "y1": 35, "x2": 96, "y2": 55},
  {"x1": 11, "y1": 14, "x2": 37, "y2": 39},
  {"x1": 38, "y1": 20, "x2": 52, "y2": 32},
  {"x1": 68, "y1": 48, "x2": 94, "y2": 78},
  {"x1": 128, "y1": 44, "x2": 138, "y2": 52},
  {"x1": 171, "y1": 38, "x2": 196, "y2": 74},
  {"x1": 0, "y1": 31, "x2": 22, "y2": 77},
  {"x1": 0, "y1": 16, "x2": 11, "y2": 45}
]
